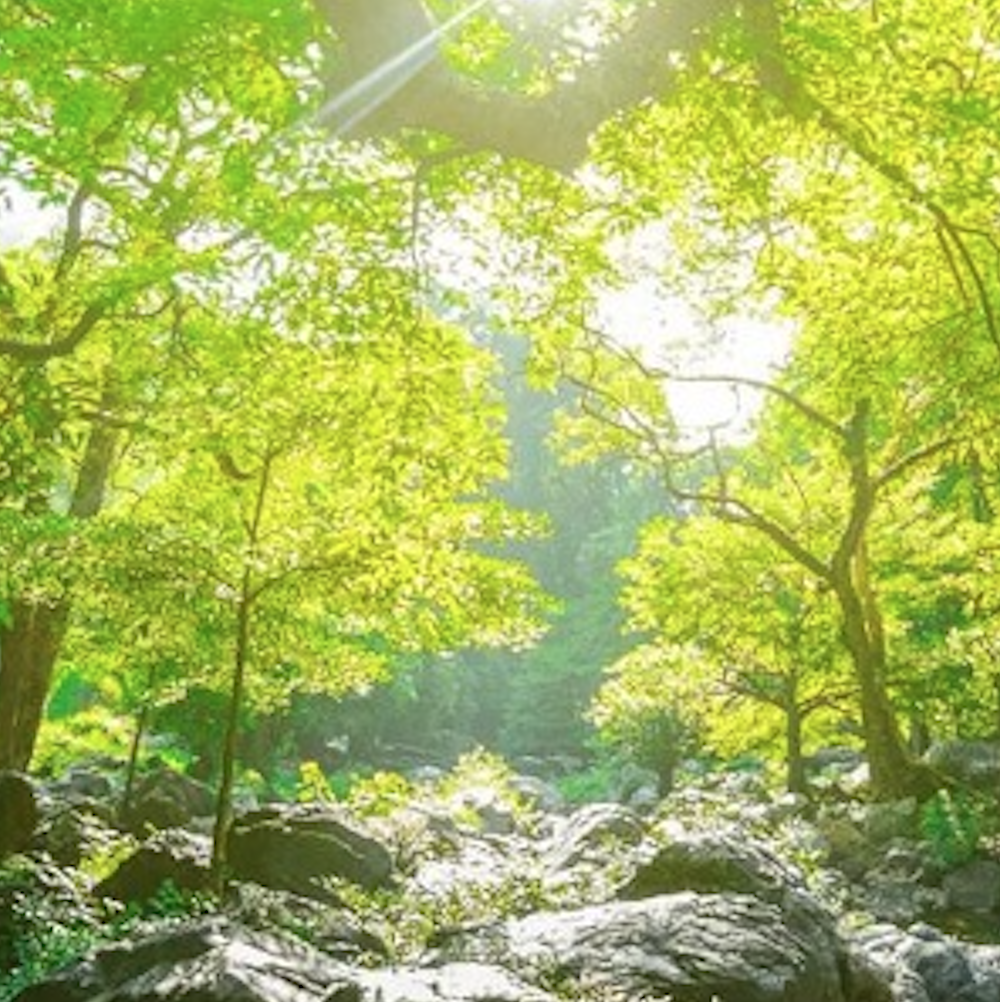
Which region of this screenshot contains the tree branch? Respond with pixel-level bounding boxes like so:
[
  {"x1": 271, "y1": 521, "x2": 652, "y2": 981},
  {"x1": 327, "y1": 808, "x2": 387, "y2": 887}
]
[
  {"x1": 875, "y1": 435, "x2": 956, "y2": 490},
  {"x1": 667, "y1": 371, "x2": 842, "y2": 437},
  {"x1": 715, "y1": 496, "x2": 831, "y2": 581},
  {"x1": 314, "y1": 0, "x2": 738, "y2": 170},
  {"x1": 0, "y1": 300, "x2": 109, "y2": 362}
]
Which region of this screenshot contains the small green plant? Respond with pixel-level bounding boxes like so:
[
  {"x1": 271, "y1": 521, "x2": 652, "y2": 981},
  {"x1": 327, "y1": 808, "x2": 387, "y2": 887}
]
[
  {"x1": 296, "y1": 760, "x2": 334, "y2": 803},
  {"x1": 33, "y1": 707, "x2": 134, "y2": 777},
  {"x1": 433, "y1": 748, "x2": 531, "y2": 826},
  {"x1": 125, "y1": 879, "x2": 215, "y2": 922},
  {"x1": 347, "y1": 770, "x2": 413, "y2": 816},
  {"x1": 77, "y1": 830, "x2": 139, "y2": 885},
  {"x1": 920, "y1": 790, "x2": 982, "y2": 867},
  {"x1": 0, "y1": 857, "x2": 104, "y2": 1002},
  {"x1": 556, "y1": 759, "x2": 618, "y2": 804}
]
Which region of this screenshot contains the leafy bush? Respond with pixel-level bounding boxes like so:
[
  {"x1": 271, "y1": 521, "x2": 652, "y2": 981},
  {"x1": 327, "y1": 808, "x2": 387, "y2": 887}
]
[
  {"x1": 33, "y1": 707, "x2": 133, "y2": 777},
  {"x1": 920, "y1": 790, "x2": 983, "y2": 867},
  {"x1": 347, "y1": 770, "x2": 414, "y2": 816},
  {"x1": 0, "y1": 862, "x2": 217, "y2": 1002},
  {"x1": 0, "y1": 856, "x2": 104, "y2": 1001},
  {"x1": 296, "y1": 760, "x2": 335, "y2": 803},
  {"x1": 556, "y1": 759, "x2": 618, "y2": 804}
]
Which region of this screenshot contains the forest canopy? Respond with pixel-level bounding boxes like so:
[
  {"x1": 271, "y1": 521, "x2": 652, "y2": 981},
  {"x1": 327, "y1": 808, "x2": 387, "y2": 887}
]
[{"x1": 2, "y1": 0, "x2": 1000, "y2": 862}]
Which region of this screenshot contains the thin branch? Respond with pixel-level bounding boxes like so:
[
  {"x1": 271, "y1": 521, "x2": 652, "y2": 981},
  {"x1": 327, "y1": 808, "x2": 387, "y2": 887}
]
[
  {"x1": 715, "y1": 496, "x2": 831, "y2": 580},
  {"x1": 935, "y1": 224, "x2": 971, "y2": 309},
  {"x1": 875, "y1": 435, "x2": 956, "y2": 490},
  {"x1": 746, "y1": 0, "x2": 1000, "y2": 362},
  {"x1": 933, "y1": 210, "x2": 1000, "y2": 357},
  {"x1": 667, "y1": 371, "x2": 843, "y2": 437},
  {"x1": 0, "y1": 299, "x2": 108, "y2": 361},
  {"x1": 51, "y1": 184, "x2": 91, "y2": 285}
]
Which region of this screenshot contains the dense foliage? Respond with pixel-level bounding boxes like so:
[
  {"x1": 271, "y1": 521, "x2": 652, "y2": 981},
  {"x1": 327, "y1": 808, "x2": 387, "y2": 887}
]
[{"x1": 3, "y1": 0, "x2": 1000, "y2": 821}]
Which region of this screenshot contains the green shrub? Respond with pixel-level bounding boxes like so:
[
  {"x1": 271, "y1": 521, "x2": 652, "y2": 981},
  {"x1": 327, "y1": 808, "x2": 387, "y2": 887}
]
[
  {"x1": 33, "y1": 707, "x2": 133, "y2": 776},
  {"x1": 556, "y1": 760, "x2": 618, "y2": 804},
  {"x1": 347, "y1": 770, "x2": 414, "y2": 816},
  {"x1": 920, "y1": 790, "x2": 983, "y2": 867}
]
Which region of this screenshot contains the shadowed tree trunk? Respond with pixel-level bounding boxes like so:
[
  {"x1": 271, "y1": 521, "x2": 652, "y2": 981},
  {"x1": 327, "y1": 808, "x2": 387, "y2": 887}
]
[
  {"x1": 0, "y1": 600, "x2": 70, "y2": 770},
  {"x1": 784, "y1": 698, "x2": 806, "y2": 796}
]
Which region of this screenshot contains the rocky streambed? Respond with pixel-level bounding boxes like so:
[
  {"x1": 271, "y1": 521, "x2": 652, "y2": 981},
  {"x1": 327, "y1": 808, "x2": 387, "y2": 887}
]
[{"x1": 4, "y1": 762, "x2": 1000, "y2": 1001}]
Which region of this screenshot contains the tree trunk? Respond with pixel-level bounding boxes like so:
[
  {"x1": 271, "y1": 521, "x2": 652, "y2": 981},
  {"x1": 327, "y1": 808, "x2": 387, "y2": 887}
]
[
  {"x1": 0, "y1": 600, "x2": 69, "y2": 771},
  {"x1": 210, "y1": 588, "x2": 251, "y2": 890},
  {"x1": 210, "y1": 452, "x2": 272, "y2": 890},
  {"x1": 834, "y1": 573, "x2": 931, "y2": 799},
  {"x1": 831, "y1": 400, "x2": 936, "y2": 800},
  {"x1": 785, "y1": 700, "x2": 807, "y2": 795},
  {"x1": 120, "y1": 671, "x2": 155, "y2": 823}
]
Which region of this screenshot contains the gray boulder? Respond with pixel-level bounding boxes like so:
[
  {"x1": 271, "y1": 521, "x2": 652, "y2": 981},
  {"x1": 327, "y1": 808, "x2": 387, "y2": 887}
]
[
  {"x1": 943, "y1": 859, "x2": 1000, "y2": 914},
  {"x1": 850, "y1": 922, "x2": 1000, "y2": 1002},
  {"x1": 225, "y1": 881, "x2": 389, "y2": 962},
  {"x1": 228, "y1": 804, "x2": 394, "y2": 901},
  {"x1": 360, "y1": 963, "x2": 558, "y2": 1002},
  {"x1": 12, "y1": 916, "x2": 358, "y2": 1002},
  {"x1": 441, "y1": 891, "x2": 849, "y2": 1001},
  {"x1": 33, "y1": 804, "x2": 121, "y2": 867},
  {"x1": 12, "y1": 917, "x2": 558, "y2": 1002},
  {"x1": 618, "y1": 828, "x2": 804, "y2": 903},
  {"x1": 121, "y1": 767, "x2": 215, "y2": 832},
  {"x1": 49, "y1": 765, "x2": 115, "y2": 804},
  {"x1": 924, "y1": 741, "x2": 1000, "y2": 789},
  {"x1": 542, "y1": 802, "x2": 645, "y2": 872},
  {"x1": 94, "y1": 828, "x2": 212, "y2": 902}
]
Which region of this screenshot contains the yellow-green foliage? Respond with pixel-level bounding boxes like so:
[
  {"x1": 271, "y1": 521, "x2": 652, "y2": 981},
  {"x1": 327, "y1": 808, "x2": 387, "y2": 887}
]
[
  {"x1": 347, "y1": 771, "x2": 414, "y2": 817},
  {"x1": 296, "y1": 760, "x2": 335, "y2": 803},
  {"x1": 33, "y1": 708, "x2": 133, "y2": 777}
]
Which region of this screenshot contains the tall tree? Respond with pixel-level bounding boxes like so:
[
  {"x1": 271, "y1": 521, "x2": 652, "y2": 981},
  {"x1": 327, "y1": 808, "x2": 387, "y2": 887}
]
[
  {"x1": 615, "y1": 514, "x2": 851, "y2": 792},
  {"x1": 80, "y1": 302, "x2": 542, "y2": 877},
  {"x1": 0, "y1": 0, "x2": 325, "y2": 768}
]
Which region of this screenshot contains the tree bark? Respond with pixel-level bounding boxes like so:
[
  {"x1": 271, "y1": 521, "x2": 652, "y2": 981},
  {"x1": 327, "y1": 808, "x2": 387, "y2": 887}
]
[
  {"x1": 120, "y1": 665, "x2": 157, "y2": 822},
  {"x1": 0, "y1": 601, "x2": 70, "y2": 770},
  {"x1": 831, "y1": 558, "x2": 934, "y2": 798},
  {"x1": 210, "y1": 584, "x2": 252, "y2": 890},
  {"x1": 784, "y1": 699, "x2": 806, "y2": 795}
]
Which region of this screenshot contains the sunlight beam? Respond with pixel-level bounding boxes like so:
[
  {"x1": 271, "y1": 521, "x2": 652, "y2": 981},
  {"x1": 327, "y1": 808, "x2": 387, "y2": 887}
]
[{"x1": 316, "y1": 0, "x2": 495, "y2": 136}]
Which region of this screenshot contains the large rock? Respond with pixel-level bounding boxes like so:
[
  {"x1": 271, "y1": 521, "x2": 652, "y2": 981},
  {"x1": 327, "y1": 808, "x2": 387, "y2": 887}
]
[
  {"x1": 924, "y1": 741, "x2": 1000, "y2": 789},
  {"x1": 48, "y1": 765, "x2": 115, "y2": 805},
  {"x1": 542, "y1": 802, "x2": 645, "y2": 872},
  {"x1": 225, "y1": 881, "x2": 389, "y2": 962},
  {"x1": 228, "y1": 805, "x2": 395, "y2": 901},
  {"x1": 13, "y1": 917, "x2": 559, "y2": 1002},
  {"x1": 441, "y1": 892, "x2": 850, "y2": 1002},
  {"x1": 94, "y1": 828, "x2": 213, "y2": 902},
  {"x1": 33, "y1": 804, "x2": 122, "y2": 868},
  {"x1": 849, "y1": 922, "x2": 1000, "y2": 1002},
  {"x1": 617, "y1": 828, "x2": 804, "y2": 902},
  {"x1": 0, "y1": 772, "x2": 37, "y2": 859},
  {"x1": 12, "y1": 916, "x2": 358, "y2": 1002},
  {"x1": 943, "y1": 859, "x2": 1000, "y2": 914},
  {"x1": 121, "y1": 767, "x2": 215, "y2": 833},
  {"x1": 361, "y1": 963, "x2": 558, "y2": 1002}
]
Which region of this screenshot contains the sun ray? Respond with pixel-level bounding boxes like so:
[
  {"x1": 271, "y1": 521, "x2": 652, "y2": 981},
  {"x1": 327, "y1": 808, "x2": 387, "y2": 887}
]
[{"x1": 316, "y1": 0, "x2": 495, "y2": 136}]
